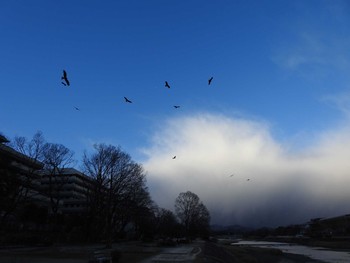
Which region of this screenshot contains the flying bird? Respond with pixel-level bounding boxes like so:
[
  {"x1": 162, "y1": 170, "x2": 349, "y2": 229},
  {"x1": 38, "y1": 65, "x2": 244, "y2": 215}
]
[
  {"x1": 208, "y1": 77, "x2": 213, "y2": 85},
  {"x1": 174, "y1": 105, "x2": 180, "y2": 109},
  {"x1": 165, "y1": 81, "x2": 171, "y2": 89},
  {"x1": 229, "y1": 174, "x2": 234, "y2": 177},
  {"x1": 74, "y1": 106, "x2": 80, "y2": 111},
  {"x1": 124, "y1": 97, "x2": 132, "y2": 103},
  {"x1": 172, "y1": 156, "x2": 176, "y2": 159},
  {"x1": 61, "y1": 70, "x2": 70, "y2": 86}
]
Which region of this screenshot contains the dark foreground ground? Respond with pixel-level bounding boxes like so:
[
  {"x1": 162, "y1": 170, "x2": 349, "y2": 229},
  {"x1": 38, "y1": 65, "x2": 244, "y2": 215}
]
[
  {"x1": 196, "y1": 241, "x2": 324, "y2": 263},
  {"x1": 0, "y1": 240, "x2": 333, "y2": 263}
]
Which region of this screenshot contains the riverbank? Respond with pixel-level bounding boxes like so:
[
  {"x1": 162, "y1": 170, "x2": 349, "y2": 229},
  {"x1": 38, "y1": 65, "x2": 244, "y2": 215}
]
[
  {"x1": 197, "y1": 240, "x2": 324, "y2": 263},
  {"x1": 0, "y1": 240, "x2": 329, "y2": 263},
  {"x1": 260, "y1": 236, "x2": 350, "y2": 251}
]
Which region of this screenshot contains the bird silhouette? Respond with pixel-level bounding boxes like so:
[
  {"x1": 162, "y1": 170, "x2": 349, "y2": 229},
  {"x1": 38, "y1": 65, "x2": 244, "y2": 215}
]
[
  {"x1": 172, "y1": 156, "x2": 176, "y2": 159},
  {"x1": 247, "y1": 179, "x2": 250, "y2": 181},
  {"x1": 124, "y1": 97, "x2": 132, "y2": 103},
  {"x1": 74, "y1": 106, "x2": 80, "y2": 111},
  {"x1": 165, "y1": 81, "x2": 171, "y2": 89},
  {"x1": 61, "y1": 70, "x2": 70, "y2": 86},
  {"x1": 229, "y1": 174, "x2": 234, "y2": 177},
  {"x1": 174, "y1": 105, "x2": 180, "y2": 109},
  {"x1": 208, "y1": 77, "x2": 213, "y2": 85}
]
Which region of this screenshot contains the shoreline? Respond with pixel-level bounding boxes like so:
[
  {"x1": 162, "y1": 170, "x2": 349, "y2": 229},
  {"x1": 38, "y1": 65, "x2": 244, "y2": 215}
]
[
  {"x1": 202, "y1": 240, "x2": 325, "y2": 263},
  {"x1": 0, "y1": 238, "x2": 347, "y2": 263},
  {"x1": 259, "y1": 236, "x2": 350, "y2": 251}
]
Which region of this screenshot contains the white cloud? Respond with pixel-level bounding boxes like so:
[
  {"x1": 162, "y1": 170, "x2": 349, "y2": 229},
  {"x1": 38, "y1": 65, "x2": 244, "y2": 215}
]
[{"x1": 142, "y1": 112, "x2": 350, "y2": 227}]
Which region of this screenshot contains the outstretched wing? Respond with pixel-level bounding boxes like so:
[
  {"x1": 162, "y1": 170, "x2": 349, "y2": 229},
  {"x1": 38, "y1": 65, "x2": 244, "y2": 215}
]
[
  {"x1": 124, "y1": 97, "x2": 132, "y2": 103},
  {"x1": 61, "y1": 70, "x2": 70, "y2": 86}
]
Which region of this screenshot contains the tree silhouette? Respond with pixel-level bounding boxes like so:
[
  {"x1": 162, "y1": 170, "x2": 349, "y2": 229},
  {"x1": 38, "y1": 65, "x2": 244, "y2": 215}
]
[
  {"x1": 12, "y1": 131, "x2": 46, "y2": 162},
  {"x1": 1, "y1": 132, "x2": 44, "y2": 228},
  {"x1": 41, "y1": 143, "x2": 75, "y2": 216},
  {"x1": 155, "y1": 208, "x2": 179, "y2": 238},
  {"x1": 83, "y1": 143, "x2": 150, "y2": 246},
  {"x1": 12, "y1": 132, "x2": 76, "y2": 218},
  {"x1": 175, "y1": 191, "x2": 210, "y2": 239}
]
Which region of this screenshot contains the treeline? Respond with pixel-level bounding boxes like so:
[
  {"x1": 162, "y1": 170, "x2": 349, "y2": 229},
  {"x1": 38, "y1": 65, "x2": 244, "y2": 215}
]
[{"x1": 0, "y1": 131, "x2": 210, "y2": 246}]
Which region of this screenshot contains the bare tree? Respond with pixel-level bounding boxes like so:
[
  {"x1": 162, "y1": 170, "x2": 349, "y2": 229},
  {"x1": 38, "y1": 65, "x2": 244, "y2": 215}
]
[
  {"x1": 41, "y1": 143, "x2": 75, "y2": 215},
  {"x1": 82, "y1": 144, "x2": 122, "y2": 243},
  {"x1": 123, "y1": 168, "x2": 155, "y2": 239},
  {"x1": 0, "y1": 132, "x2": 44, "y2": 227},
  {"x1": 10, "y1": 131, "x2": 46, "y2": 198},
  {"x1": 12, "y1": 131, "x2": 45, "y2": 162},
  {"x1": 155, "y1": 208, "x2": 179, "y2": 238},
  {"x1": 0, "y1": 156, "x2": 23, "y2": 226},
  {"x1": 175, "y1": 191, "x2": 210, "y2": 239},
  {"x1": 83, "y1": 143, "x2": 150, "y2": 246},
  {"x1": 10, "y1": 132, "x2": 76, "y2": 224}
]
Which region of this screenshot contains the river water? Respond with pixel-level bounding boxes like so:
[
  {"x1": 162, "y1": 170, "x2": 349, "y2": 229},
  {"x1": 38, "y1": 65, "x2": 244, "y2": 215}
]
[{"x1": 231, "y1": 240, "x2": 350, "y2": 263}]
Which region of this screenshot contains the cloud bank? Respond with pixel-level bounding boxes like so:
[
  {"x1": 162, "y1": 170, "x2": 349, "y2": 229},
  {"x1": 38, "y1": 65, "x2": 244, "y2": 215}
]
[{"x1": 142, "y1": 112, "x2": 350, "y2": 227}]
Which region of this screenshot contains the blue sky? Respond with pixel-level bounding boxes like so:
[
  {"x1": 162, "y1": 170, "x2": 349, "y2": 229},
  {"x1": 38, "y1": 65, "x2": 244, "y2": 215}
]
[{"x1": 2, "y1": 0, "x2": 350, "y2": 226}]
